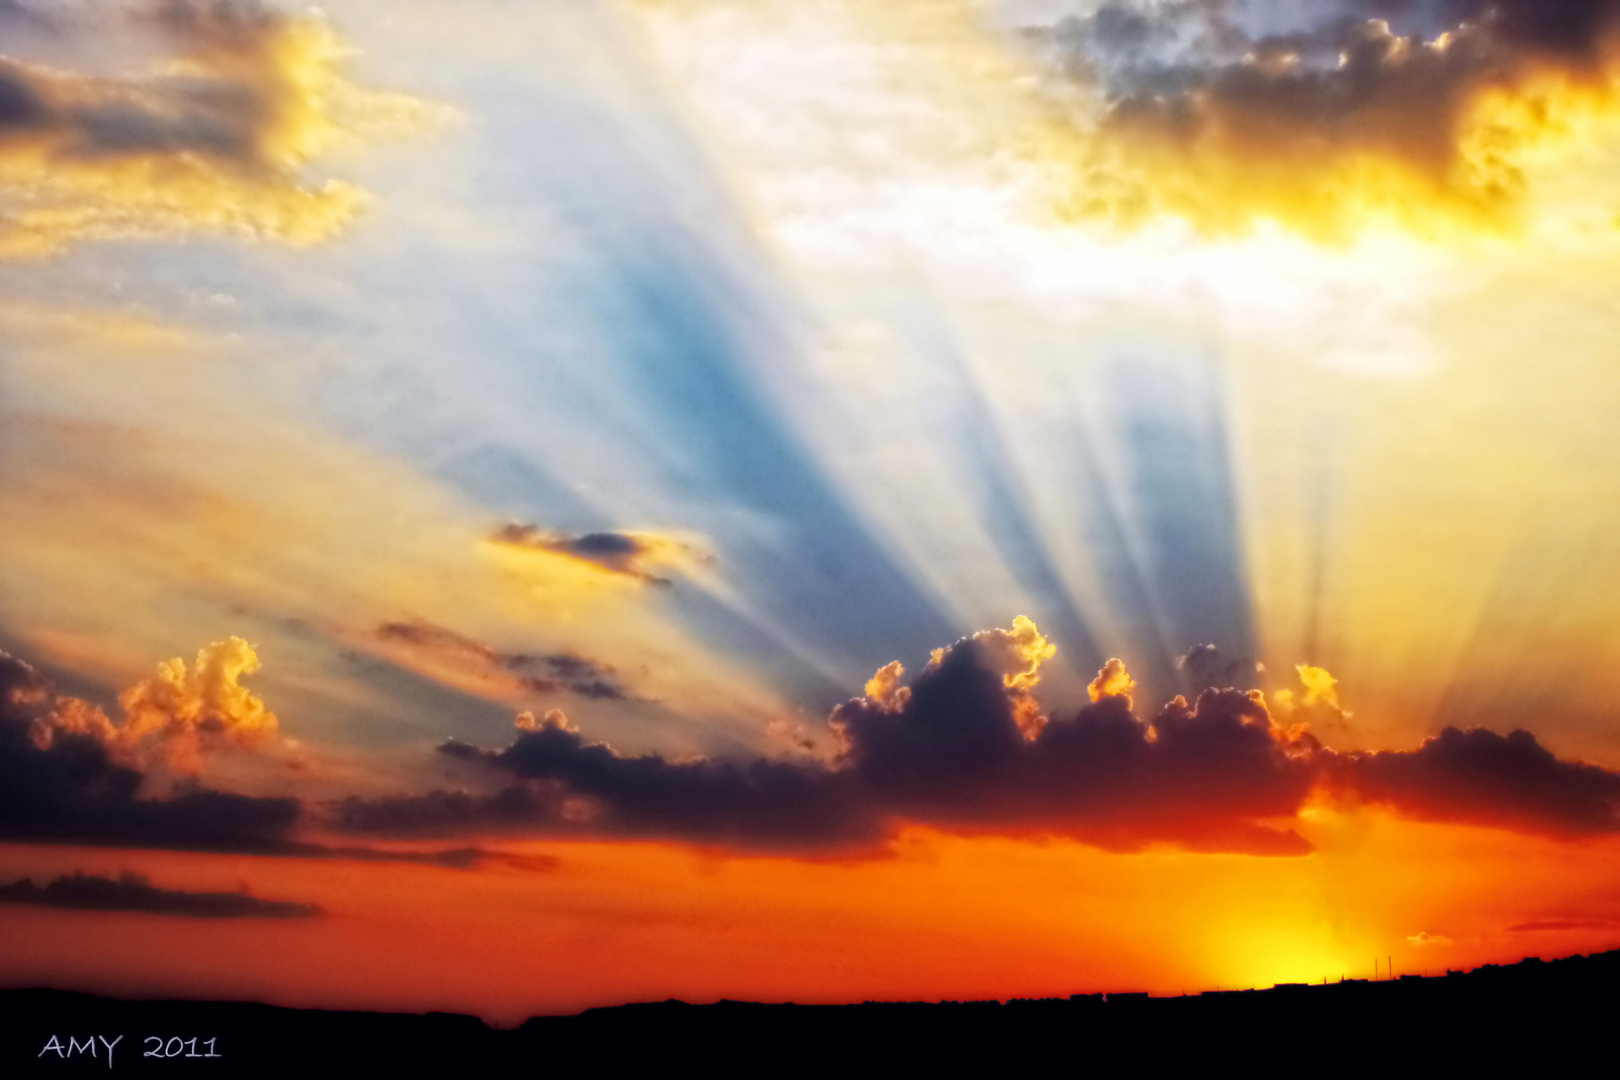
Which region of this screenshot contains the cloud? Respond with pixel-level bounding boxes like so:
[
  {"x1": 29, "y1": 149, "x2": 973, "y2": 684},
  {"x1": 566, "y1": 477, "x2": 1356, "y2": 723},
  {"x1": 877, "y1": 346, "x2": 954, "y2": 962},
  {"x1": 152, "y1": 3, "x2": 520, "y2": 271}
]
[
  {"x1": 862, "y1": 661, "x2": 909, "y2": 712},
  {"x1": 344, "y1": 707, "x2": 881, "y2": 849},
  {"x1": 18, "y1": 621, "x2": 1616, "y2": 860},
  {"x1": 339, "y1": 619, "x2": 1321, "y2": 855},
  {"x1": 1088, "y1": 657, "x2": 1136, "y2": 704},
  {"x1": 1341, "y1": 726, "x2": 1620, "y2": 835},
  {"x1": 0, "y1": 0, "x2": 446, "y2": 255},
  {"x1": 1270, "y1": 663, "x2": 1353, "y2": 735},
  {"x1": 0, "y1": 645, "x2": 561, "y2": 862},
  {"x1": 373, "y1": 621, "x2": 633, "y2": 702},
  {"x1": 1, "y1": 647, "x2": 52, "y2": 708},
  {"x1": 1407, "y1": 930, "x2": 1454, "y2": 947},
  {"x1": 486, "y1": 523, "x2": 705, "y2": 587},
  {"x1": 1030, "y1": 0, "x2": 1620, "y2": 235},
  {"x1": 28, "y1": 636, "x2": 280, "y2": 774},
  {"x1": 337, "y1": 617, "x2": 1620, "y2": 854},
  {"x1": 0, "y1": 870, "x2": 319, "y2": 918},
  {"x1": 831, "y1": 625, "x2": 1323, "y2": 851},
  {"x1": 1, "y1": 645, "x2": 297, "y2": 849},
  {"x1": 831, "y1": 624, "x2": 1057, "y2": 796},
  {"x1": 115, "y1": 636, "x2": 279, "y2": 768}
]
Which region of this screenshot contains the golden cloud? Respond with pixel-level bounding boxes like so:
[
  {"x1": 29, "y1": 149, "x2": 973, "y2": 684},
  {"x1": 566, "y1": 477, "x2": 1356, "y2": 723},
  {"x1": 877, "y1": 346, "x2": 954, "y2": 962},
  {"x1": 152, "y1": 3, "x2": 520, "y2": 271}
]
[
  {"x1": 1270, "y1": 663, "x2": 1353, "y2": 739},
  {"x1": 30, "y1": 636, "x2": 279, "y2": 774},
  {"x1": 0, "y1": 0, "x2": 446, "y2": 255},
  {"x1": 1037, "y1": 3, "x2": 1620, "y2": 239},
  {"x1": 1087, "y1": 657, "x2": 1135, "y2": 706},
  {"x1": 862, "y1": 660, "x2": 909, "y2": 712}
]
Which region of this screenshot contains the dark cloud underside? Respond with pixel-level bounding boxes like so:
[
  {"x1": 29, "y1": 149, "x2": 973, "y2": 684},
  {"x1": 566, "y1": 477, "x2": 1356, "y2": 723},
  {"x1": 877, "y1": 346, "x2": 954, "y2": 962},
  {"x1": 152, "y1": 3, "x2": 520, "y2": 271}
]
[
  {"x1": 10, "y1": 607, "x2": 1619, "y2": 858},
  {"x1": 0, "y1": 871, "x2": 320, "y2": 918},
  {"x1": 0, "y1": 650, "x2": 300, "y2": 849},
  {"x1": 339, "y1": 621, "x2": 1620, "y2": 853},
  {"x1": 1345, "y1": 726, "x2": 1620, "y2": 834}
]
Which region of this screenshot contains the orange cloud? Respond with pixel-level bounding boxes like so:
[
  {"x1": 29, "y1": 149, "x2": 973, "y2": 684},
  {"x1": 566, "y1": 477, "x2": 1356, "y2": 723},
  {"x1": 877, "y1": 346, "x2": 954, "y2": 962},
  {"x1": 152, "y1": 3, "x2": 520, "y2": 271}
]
[
  {"x1": 862, "y1": 660, "x2": 910, "y2": 712},
  {"x1": 1269, "y1": 664, "x2": 1352, "y2": 743},
  {"x1": 117, "y1": 636, "x2": 279, "y2": 769},
  {"x1": 514, "y1": 709, "x2": 574, "y2": 733},
  {"x1": 1088, "y1": 657, "x2": 1135, "y2": 705},
  {"x1": 29, "y1": 636, "x2": 278, "y2": 774},
  {"x1": 0, "y1": 0, "x2": 445, "y2": 255}
]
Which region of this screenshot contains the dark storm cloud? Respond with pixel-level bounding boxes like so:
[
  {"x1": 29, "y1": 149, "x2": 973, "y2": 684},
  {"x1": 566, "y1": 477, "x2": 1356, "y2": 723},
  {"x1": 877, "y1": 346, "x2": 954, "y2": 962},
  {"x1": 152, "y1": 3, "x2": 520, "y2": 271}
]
[
  {"x1": 374, "y1": 621, "x2": 633, "y2": 702},
  {"x1": 339, "y1": 629, "x2": 1320, "y2": 855},
  {"x1": 340, "y1": 614, "x2": 1620, "y2": 855},
  {"x1": 1045, "y1": 0, "x2": 1620, "y2": 121},
  {"x1": 344, "y1": 713, "x2": 881, "y2": 850},
  {"x1": 1343, "y1": 726, "x2": 1620, "y2": 835},
  {"x1": 0, "y1": 870, "x2": 320, "y2": 918},
  {"x1": 833, "y1": 643, "x2": 1315, "y2": 851},
  {"x1": 0, "y1": 648, "x2": 51, "y2": 709}
]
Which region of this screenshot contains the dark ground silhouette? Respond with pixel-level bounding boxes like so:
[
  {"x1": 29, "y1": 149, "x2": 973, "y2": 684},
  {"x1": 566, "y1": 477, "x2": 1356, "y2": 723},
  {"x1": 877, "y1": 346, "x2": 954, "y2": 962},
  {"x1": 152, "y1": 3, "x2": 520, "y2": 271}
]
[{"x1": 7, "y1": 947, "x2": 1617, "y2": 1075}]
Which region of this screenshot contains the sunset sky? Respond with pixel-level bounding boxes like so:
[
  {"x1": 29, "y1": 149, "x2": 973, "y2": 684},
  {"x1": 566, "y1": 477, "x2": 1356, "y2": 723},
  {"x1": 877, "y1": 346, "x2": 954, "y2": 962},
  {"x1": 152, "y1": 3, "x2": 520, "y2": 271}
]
[{"x1": 4, "y1": 0, "x2": 1620, "y2": 1021}]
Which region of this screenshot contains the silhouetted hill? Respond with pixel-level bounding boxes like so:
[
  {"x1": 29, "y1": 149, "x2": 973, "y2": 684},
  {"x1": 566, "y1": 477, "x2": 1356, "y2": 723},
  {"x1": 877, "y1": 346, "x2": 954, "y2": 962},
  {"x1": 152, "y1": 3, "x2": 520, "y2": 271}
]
[{"x1": 8, "y1": 948, "x2": 1618, "y2": 1075}]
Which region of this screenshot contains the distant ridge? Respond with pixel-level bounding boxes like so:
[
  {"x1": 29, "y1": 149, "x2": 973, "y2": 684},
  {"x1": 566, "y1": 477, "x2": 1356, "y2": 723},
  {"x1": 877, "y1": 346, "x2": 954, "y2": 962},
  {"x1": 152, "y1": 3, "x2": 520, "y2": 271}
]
[{"x1": 8, "y1": 948, "x2": 1618, "y2": 1075}]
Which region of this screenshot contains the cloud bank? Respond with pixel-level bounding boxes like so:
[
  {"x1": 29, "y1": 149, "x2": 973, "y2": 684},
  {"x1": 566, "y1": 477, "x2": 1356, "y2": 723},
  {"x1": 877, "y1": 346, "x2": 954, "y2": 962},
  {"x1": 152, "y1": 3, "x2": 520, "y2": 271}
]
[
  {"x1": 8, "y1": 616, "x2": 1618, "y2": 859},
  {"x1": 1342, "y1": 726, "x2": 1620, "y2": 835},
  {"x1": 337, "y1": 616, "x2": 1620, "y2": 855}
]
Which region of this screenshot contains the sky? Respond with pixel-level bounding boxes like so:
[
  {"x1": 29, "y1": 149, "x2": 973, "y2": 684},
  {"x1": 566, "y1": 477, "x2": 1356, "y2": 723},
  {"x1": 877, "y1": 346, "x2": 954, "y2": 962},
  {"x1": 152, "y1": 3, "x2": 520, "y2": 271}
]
[{"x1": 3, "y1": 0, "x2": 1620, "y2": 1020}]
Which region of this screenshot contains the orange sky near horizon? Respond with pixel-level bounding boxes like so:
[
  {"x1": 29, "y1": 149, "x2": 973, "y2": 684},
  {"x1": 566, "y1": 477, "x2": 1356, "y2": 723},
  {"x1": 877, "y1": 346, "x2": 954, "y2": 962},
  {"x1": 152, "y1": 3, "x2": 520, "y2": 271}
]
[{"x1": 4, "y1": 810, "x2": 1619, "y2": 1023}]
